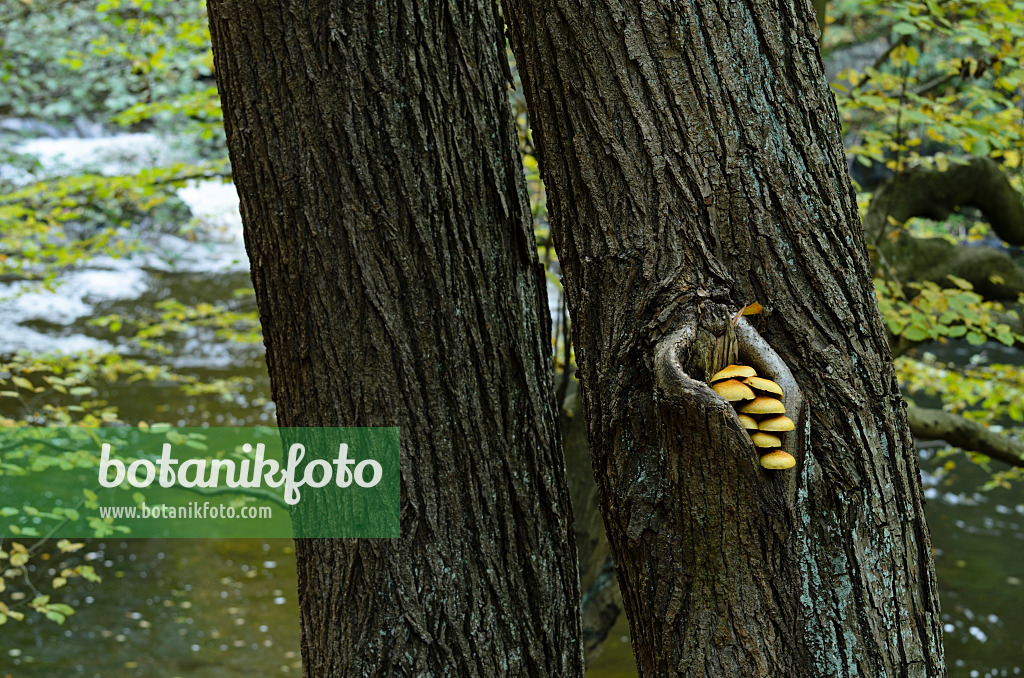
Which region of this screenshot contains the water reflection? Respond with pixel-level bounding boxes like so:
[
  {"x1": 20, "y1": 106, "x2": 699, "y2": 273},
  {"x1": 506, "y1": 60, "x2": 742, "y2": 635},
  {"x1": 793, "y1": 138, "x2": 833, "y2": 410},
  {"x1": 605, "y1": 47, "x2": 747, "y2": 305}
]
[
  {"x1": 925, "y1": 447, "x2": 1024, "y2": 678},
  {"x1": 1, "y1": 540, "x2": 301, "y2": 678}
]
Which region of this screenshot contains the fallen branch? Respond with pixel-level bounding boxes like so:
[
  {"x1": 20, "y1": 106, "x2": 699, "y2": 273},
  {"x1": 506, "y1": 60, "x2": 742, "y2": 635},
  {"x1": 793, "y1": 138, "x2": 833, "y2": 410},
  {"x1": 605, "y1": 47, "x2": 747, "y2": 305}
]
[
  {"x1": 906, "y1": 405, "x2": 1024, "y2": 469},
  {"x1": 877, "y1": 229, "x2": 1024, "y2": 301},
  {"x1": 866, "y1": 157, "x2": 1024, "y2": 245},
  {"x1": 866, "y1": 157, "x2": 1024, "y2": 299}
]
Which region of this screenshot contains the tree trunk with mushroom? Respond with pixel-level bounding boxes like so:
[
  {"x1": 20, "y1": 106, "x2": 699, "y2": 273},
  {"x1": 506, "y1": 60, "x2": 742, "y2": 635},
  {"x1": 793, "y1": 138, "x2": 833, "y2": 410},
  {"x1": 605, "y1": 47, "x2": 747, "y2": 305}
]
[
  {"x1": 504, "y1": 1, "x2": 945, "y2": 675},
  {"x1": 206, "y1": 1, "x2": 584, "y2": 675}
]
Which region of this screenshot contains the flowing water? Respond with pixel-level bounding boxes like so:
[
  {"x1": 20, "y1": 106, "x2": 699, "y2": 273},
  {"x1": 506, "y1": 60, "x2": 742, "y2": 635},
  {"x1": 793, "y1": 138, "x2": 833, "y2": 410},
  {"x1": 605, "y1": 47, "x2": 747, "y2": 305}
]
[{"x1": 1, "y1": 133, "x2": 1022, "y2": 677}]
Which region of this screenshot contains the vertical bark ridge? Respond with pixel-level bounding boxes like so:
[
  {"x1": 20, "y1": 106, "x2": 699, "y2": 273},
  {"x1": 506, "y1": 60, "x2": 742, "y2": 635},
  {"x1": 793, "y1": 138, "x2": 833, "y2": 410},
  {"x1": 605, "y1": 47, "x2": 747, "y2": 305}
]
[
  {"x1": 208, "y1": 0, "x2": 584, "y2": 674},
  {"x1": 505, "y1": 0, "x2": 944, "y2": 675}
]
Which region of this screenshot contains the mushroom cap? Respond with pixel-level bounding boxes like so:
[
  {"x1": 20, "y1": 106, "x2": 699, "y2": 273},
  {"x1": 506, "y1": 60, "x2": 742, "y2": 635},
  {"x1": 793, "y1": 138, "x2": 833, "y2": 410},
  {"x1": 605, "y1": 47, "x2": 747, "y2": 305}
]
[
  {"x1": 710, "y1": 364, "x2": 757, "y2": 382},
  {"x1": 750, "y1": 431, "x2": 781, "y2": 448},
  {"x1": 759, "y1": 415, "x2": 795, "y2": 432},
  {"x1": 737, "y1": 413, "x2": 759, "y2": 430},
  {"x1": 760, "y1": 450, "x2": 797, "y2": 470},
  {"x1": 712, "y1": 379, "x2": 755, "y2": 401},
  {"x1": 742, "y1": 376, "x2": 784, "y2": 397},
  {"x1": 739, "y1": 396, "x2": 785, "y2": 414}
]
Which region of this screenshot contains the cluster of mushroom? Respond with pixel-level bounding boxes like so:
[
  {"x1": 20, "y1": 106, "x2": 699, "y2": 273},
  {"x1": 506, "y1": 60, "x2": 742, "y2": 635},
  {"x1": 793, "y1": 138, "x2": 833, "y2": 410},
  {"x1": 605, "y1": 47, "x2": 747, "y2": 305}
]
[{"x1": 710, "y1": 364, "x2": 797, "y2": 470}]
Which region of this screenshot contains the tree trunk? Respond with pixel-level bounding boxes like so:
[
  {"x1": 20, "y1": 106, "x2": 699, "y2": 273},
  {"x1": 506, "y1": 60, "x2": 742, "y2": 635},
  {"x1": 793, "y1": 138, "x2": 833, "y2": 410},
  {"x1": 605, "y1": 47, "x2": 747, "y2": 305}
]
[
  {"x1": 504, "y1": 1, "x2": 946, "y2": 676},
  {"x1": 206, "y1": 1, "x2": 584, "y2": 675}
]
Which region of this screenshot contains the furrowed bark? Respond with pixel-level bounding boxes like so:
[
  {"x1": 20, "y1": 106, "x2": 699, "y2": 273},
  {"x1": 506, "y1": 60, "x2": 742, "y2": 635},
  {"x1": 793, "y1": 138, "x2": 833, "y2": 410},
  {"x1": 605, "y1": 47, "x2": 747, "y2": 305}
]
[
  {"x1": 207, "y1": 1, "x2": 584, "y2": 675},
  {"x1": 504, "y1": 0, "x2": 945, "y2": 675}
]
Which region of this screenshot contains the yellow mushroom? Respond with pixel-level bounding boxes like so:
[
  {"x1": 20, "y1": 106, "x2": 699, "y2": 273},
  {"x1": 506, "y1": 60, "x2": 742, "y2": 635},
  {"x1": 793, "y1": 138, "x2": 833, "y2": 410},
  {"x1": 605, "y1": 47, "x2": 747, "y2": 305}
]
[
  {"x1": 739, "y1": 396, "x2": 785, "y2": 415},
  {"x1": 758, "y1": 415, "x2": 795, "y2": 432},
  {"x1": 760, "y1": 450, "x2": 797, "y2": 470},
  {"x1": 742, "y1": 376, "x2": 784, "y2": 397},
  {"x1": 712, "y1": 379, "x2": 755, "y2": 401},
  {"x1": 710, "y1": 364, "x2": 757, "y2": 382},
  {"x1": 737, "y1": 413, "x2": 759, "y2": 430},
  {"x1": 750, "y1": 432, "x2": 781, "y2": 448}
]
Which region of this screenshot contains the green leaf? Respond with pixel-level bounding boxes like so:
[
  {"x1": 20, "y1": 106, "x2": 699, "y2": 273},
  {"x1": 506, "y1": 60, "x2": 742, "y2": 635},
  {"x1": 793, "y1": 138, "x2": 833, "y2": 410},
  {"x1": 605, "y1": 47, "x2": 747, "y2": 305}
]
[
  {"x1": 887, "y1": 317, "x2": 907, "y2": 335},
  {"x1": 966, "y1": 331, "x2": 986, "y2": 345},
  {"x1": 11, "y1": 376, "x2": 33, "y2": 390},
  {"x1": 1009, "y1": 402, "x2": 1023, "y2": 423},
  {"x1": 947, "y1": 275, "x2": 974, "y2": 291},
  {"x1": 970, "y1": 139, "x2": 992, "y2": 157},
  {"x1": 77, "y1": 565, "x2": 101, "y2": 583},
  {"x1": 892, "y1": 22, "x2": 918, "y2": 36},
  {"x1": 903, "y1": 326, "x2": 929, "y2": 342}
]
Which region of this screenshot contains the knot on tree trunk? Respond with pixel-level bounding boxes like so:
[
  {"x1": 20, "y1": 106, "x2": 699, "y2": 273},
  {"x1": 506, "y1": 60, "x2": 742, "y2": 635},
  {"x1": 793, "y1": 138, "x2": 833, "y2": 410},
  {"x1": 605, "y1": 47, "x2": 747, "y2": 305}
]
[
  {"x1": 654, "y1": 316, "x2": 805, "y2": 473},
  {"x1": 614, "y1": 315, "x2": 811, "y2": 675}
]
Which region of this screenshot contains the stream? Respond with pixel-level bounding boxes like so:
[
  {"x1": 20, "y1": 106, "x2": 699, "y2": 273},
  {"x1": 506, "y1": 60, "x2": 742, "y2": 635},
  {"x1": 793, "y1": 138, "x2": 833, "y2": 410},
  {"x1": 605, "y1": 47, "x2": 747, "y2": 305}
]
[{"x1": 1, "y1": 131, "x2": 1022, "y2": 677}]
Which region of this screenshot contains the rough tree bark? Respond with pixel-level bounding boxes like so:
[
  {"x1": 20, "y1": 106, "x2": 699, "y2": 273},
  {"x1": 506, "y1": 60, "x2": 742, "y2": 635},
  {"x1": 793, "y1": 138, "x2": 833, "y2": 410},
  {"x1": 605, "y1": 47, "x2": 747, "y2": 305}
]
[
  {"x1": 206, "y1": 1, "x2": 584, "y2": 675},
  {"x1": 504, "y1": 1, "x2": 946, "y2": 676}
]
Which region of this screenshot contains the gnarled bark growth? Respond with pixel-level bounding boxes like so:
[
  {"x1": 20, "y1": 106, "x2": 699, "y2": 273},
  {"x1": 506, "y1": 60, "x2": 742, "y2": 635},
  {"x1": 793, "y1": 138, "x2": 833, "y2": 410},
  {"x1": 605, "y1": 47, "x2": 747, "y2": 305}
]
[
  {"x1": 868, "y1": 157, "x2": 1024, "y2": 299},
  {"x1": 505, "y1": 1, "x2": 945, "y2": 675}
]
